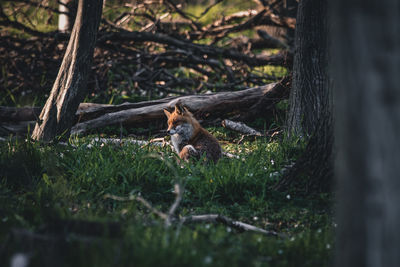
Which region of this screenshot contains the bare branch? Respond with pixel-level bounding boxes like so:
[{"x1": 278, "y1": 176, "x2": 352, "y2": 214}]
[
  {"x1": 222, "y1": 119, "x2": 263, "y2": 136},
  {"x1": 104, "y1": 194, "x2": 168, "y2": 220},
  {"x1": 179, "y1": 214, "x2": 282, "y2": 237},
  {"x1": 164, "y1": 0, "x2": 201, "y2": 31},
  {"x1": 97, "y1": 31, "x2": 286, "y2": 67},
  {"x1": 166, "y1": 183, "x2": 183, "y2": 226},
  {"x1": 198, "y1": 0, "x2": 223, "y2": 19}
]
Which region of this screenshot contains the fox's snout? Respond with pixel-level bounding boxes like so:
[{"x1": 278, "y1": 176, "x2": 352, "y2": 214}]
[
  {"x1": 166, "y1": 128, "x2": 176, "y2": 135},
  {"x1": 167, "y1": 123, "x2": 193, "y2": 141}
]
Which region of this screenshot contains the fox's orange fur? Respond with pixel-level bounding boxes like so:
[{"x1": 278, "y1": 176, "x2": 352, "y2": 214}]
[{"x1": 164, "y1": 104, "x2": 222, "y2": 163}]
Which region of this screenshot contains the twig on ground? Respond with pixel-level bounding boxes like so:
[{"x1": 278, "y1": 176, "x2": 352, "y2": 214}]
[
  {"x1": 105, "y1": 191, "x2": 282, "y2": 237},
  {"x1": 179, "y1": 214, "x2": 283, "y2": 237},
  {"x1": 165, "y1": 183, "x2": 183, "y2": 226},
  {"x1": 104, "y1": 193, "x2": 167, "y2": 220},
  {"x1": 222, "y1": 119, "x2": 263, "y2": 136},
  {"x1": 222, "y1": 151, "x2": 241, "y2": 159}
]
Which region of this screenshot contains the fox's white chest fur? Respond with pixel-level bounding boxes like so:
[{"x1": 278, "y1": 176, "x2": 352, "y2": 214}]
[{"x1": 170, "y1": 123, "x2": 194, "y2": 154}]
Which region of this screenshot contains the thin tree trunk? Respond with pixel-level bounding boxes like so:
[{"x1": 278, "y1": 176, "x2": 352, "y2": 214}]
[
  {"x1": 333, "y1": 1, "x2": 400, "y2": 267},
  {"x1": 32, "y1": 0, "x2": 103, "y2": 141},
  {"x1": 287, "y1": 0, "x2": 330, "y2": 136},
  {"x1": 58, "y1": 0, "x2": 74, "y2": 32}
]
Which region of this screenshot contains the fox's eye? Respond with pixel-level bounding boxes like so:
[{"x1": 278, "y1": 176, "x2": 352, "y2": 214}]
[{"x1": 173, "y1": 120, "x2": 182, "y2": 126}]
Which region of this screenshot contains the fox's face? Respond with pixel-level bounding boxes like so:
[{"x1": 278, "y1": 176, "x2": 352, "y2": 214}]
[{"x1": 164, "y1": 104, "x2": 196, "y2": 141}]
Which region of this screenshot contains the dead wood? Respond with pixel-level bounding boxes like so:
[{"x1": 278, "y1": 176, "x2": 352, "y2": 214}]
[
  {"x1": 179, "y1": 214, "x2": 281, "y2": 237},
  {"x1": 0, "y1": 80, "x2": 288, "y2": 136},
  {"x1": 0, "y1": 106, "x2": 41, "y2": 122},
  {"x1": 0, "y1": 121, "x2": 35, "y2": 136},
  {"x1": 236, "y1": 76, "x2": 291, "y2": 121},
  {"x1": 105, "y1": 189, "x2": 282, "y2": 237},
  {"x1": 97, "y1": 31, "x2": 287, "y2": 67},
  {"x1": 257, "y1": 29, "x2": 289, "y2": 50},
  {"x1": 0, "y1": 100, "x2": 173, "y2": 123},
  {"x1": 1, "y1": 0, "x2": 294, "y2": 103},
  {"x1": 196, "y1": 8, "x2": 295, "y2": 40},
  {"x1": 166, "y1": 183, "x2": 183, "y2": 226},
  {"x1": 75, "y1": 97, "x2": 178, "y2": 122},
  {"x1": 104, "y1": 194, "x2": 168, "y2": 220},
  {"x1": 71, "y1": 81, "x2": 283, "y2": 135},
  {"x1": 222, "y1": 119, "x2": 262, "y2": 136}
]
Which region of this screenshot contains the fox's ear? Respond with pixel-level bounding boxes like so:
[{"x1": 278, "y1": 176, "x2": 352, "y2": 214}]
[
  {"x1": 183, "y1": 106, "x2": 190, "y2": 114},
  {"x1": 163, "y1": 109, "x2": 171, "y2": 118},
  {"x1": 174, "y1": 104, "x2": 185, "y2": 115}
]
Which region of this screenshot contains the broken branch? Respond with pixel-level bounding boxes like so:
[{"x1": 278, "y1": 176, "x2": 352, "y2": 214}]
[
  {"x1": 222, "y1": 119, "x2": 263, "y2": 136},
  {"x1": 179, "y1": 214, "x2": 281, "y2": 237},
  {"x1": 104, "y1": 193, "x2": 167, "y2": 220}
]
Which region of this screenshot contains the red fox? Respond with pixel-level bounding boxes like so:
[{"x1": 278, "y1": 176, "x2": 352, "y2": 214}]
[{"x1": 164, "y1": 104, "x2": 222, "y2": 163}]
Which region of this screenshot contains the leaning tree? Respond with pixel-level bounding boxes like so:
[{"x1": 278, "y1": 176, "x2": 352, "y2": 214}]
[{"x1": 31, "y1": 0, "x2": 103, "y2": 141}]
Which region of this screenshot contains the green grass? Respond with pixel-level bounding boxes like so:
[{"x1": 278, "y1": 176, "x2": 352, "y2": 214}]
[
  {"x1": 1, "y1": 1, "x2": 59, "y2": 36},
  {"x1": 184, "y1": 0, "x2": 258, "y2": 26},
  {"x1": 0, "y1": 129, "x2": 334, "y2": 266}
]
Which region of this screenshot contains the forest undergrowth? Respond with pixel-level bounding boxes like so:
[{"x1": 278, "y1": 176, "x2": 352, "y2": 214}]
[{"x1": 0, "y1": 125, "x2": 334, "y2": 267}]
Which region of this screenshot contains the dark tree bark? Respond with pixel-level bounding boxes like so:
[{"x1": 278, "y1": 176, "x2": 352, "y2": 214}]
[
  {"x1": 276, "y1": 0, "x2": 333, "y2": 192},
  {"x1": 333, "y1": 1, "x2": 400, "y2": 267},
  {"x1": 31, "y1": 0, "x2": 103, "y2": 141},
  {"x1": 287, "y1": 0, "x2": 330, "y2": 136}
]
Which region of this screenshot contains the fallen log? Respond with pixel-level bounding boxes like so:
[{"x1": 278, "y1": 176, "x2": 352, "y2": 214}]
[
  {"x1": 71, "y1": 81, "x2": 284, "y2": 135},
  {"x1": 75, "y1": 97, "x2": 178, "y2": 122},
  {"x1": 0, "y1": 79, "x2": 289, "y2": 136},
  {"x1": 0, "y1": 100, "x2": 176, "y2": 123},
  {"x1": 0, "y1": 106, "x2": 41, "y2": 122},
  {"x1": 0, "y1": 121, "x2": 36, "y2": 136}
]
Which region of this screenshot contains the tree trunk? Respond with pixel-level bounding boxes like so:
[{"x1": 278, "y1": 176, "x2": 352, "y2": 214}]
[
  {"x1": 58, "y1": 0, "x2": 76, "y2": 32},
  {"x1": 333, "y1": 1, "x2": 400, "y2": 267},
  {"x1": 32, "y1": 0, "x2": 103, "y2": 141},
  {"x1": 276, "y1": 0, "x2": 333, "y2": 192},
  {"x1": 287, "y1": 0, "x2": 330, "y2": 136}
]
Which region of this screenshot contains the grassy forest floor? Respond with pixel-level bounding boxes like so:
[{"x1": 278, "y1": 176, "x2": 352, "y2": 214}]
[{"x1": 0, "y1": 127, "x2": 334, "y2": 266}]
